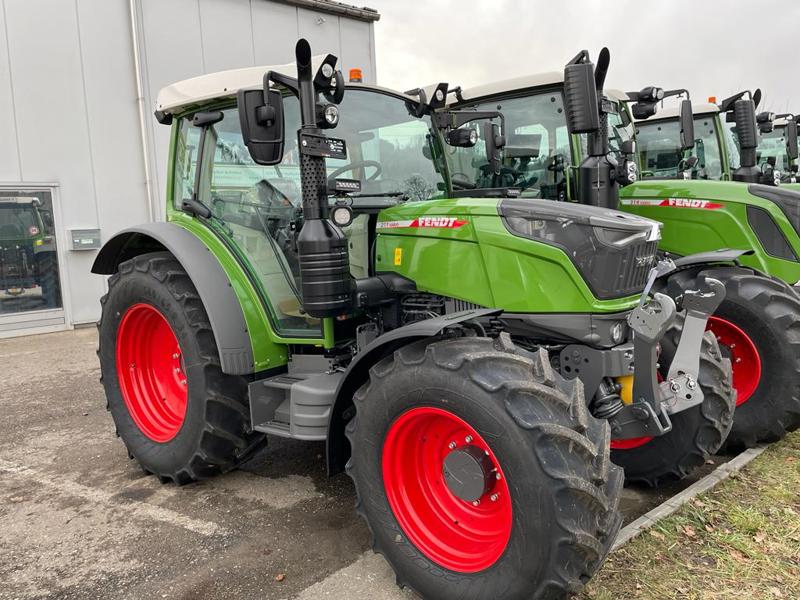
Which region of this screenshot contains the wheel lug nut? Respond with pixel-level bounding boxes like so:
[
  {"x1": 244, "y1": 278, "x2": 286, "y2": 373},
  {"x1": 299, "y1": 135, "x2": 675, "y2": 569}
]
[
  {"x1": 172, "y1": 353, "x2": 179, "y2": 359},
  {"x1": 472, "y1": 500, "x2": 480, "y2": 506},
  {"x1": 465, "y1": 435, "x2": 473, "y2": 444},
  {"x1": 735, "y1": 357, "x2": 742, "y2": 363},
  {"x1": 490, "y1": 493, "x2": 499, "y2": 502},
  {"x1": 495, "y1": 472, "x2": 502, "y2": 480},
  {"x1": 448, "y1": 441, "x2": 457, "y2": 450}
]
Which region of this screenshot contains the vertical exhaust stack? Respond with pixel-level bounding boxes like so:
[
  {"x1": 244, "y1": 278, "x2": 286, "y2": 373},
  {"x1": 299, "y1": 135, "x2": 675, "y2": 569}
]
[
  {"x1": 564, "y1": 48, "x2": 619, "y2": 209},
  {"x1": 293, "y1": 40, "x2": 354, "y2": 318}
]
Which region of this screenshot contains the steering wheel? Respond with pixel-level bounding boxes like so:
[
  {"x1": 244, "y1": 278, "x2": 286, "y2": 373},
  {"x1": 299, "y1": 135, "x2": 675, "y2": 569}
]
[{"x1": 329, "y1": 160, "x2": 382, "y2": 181}]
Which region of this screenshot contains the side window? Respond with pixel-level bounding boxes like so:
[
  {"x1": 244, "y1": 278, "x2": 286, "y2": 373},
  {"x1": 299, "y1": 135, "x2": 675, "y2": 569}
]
[
  {"x1": 171, "y1": 101, "x2": 322, "y2": 338},
  {"x1": 172, "y1": 118, "x2": 201, "y2": 209}
]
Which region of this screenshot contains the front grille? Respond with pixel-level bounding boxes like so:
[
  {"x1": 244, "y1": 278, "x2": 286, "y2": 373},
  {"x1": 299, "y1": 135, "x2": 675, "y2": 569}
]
[{"x1": 619, "y1": 240, "x2": 659, "y2": 295}]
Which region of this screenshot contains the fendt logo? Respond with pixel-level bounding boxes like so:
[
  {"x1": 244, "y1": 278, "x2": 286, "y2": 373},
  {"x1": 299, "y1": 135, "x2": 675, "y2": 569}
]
[
  {"x1": 621, "y1": 198, "x2": 724, "y2": 210},
  {"x1": 377, "y1": 217, "x2": 468, "y2": 229}
]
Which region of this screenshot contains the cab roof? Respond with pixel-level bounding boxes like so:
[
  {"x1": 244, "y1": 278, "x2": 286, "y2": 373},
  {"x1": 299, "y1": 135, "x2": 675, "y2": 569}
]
[
  {"x1": 156, "y1": 59, "x2": 411, "y2": 115},
  {"x1": 633, "y1": 102, "x2": 719, "y2": 124},
  {"x1": 449, "y1": 72, "x2": 564, "y2": 104}
]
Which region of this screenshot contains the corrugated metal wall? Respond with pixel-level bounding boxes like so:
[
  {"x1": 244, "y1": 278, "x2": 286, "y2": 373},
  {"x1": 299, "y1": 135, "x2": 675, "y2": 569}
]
[{"x1": 0, "y1": 0, "x2": 376, "y2": 328}]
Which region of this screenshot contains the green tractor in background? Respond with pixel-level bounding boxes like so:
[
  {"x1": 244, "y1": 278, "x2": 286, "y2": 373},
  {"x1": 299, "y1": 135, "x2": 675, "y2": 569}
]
[
  {"x1": 446, "y1": 48, "x2": 800, "y2": 470},
  {"x1": 93, "y1": 39, "x2": 734, "y2": 599},
  {"x1": 0, "y1": 196, "x2": 60, "y2": 309},
  {"x1": 613, "y1": 86, "x2": 800, "y2": 447}
]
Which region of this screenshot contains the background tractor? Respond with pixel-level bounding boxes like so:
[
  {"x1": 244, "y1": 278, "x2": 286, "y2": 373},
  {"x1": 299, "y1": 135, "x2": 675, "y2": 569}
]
[
  {"x1": 0, "y1": 196, "x2": 60, "y2": 309},
  {"x1": 446, "y1": 48, "x2": 800, "y2": 473},
  {"x1": 91, "y1": 39, "x2": 732, "y2": 599}
]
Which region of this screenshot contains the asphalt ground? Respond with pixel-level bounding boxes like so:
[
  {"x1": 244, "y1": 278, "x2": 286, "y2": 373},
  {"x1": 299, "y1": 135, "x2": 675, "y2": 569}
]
[{"x1": 0, "y1": 328, "x2": 726, "y2": 600}]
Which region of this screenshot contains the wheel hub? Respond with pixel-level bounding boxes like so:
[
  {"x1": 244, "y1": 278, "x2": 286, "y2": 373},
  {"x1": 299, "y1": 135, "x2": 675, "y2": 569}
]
[{"x1": 442, "y1": 445, "x2": 494, "y2": 502}]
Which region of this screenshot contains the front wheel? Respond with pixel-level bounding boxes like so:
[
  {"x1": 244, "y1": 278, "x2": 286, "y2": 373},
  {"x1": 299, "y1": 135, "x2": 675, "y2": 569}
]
[
  {"x1": 346, "y1": 335, "x2": 622, "y2": 600},
  {"x1": 97, "y1": 252, "x2": 265, "y2": 484},
  {"x1": 661, "y1": 267, "x2": 800, "y2": 449}
]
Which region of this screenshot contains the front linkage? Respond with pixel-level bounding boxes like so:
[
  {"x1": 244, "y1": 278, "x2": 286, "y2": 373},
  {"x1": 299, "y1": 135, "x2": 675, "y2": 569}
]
[{"x1": 559, "y1": 259, "x2": 725, "y2": 441}]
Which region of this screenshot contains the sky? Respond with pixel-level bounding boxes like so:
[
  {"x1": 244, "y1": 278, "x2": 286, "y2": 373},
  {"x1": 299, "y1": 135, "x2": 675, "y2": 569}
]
[{"x1": 364, "y1": 0, "x2": 800, "y2": 113}]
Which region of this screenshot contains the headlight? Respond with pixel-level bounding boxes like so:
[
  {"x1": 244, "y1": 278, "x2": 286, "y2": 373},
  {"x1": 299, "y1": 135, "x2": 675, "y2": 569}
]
[
  {"x1": 611, "y1": 322, "x2": 624, "y2": 343},
  {"x1": 323, "y1": 104, "x2": 339, "y2": 126},
  {"x1": 331, "y1": 204, "x2": 353, "y2": 227}
]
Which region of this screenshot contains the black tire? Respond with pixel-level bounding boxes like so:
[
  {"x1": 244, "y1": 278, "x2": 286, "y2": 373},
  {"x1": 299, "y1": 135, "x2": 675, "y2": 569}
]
[
  {"x1": 661, "y1": 266, "x2": 800, "y2": 449},
  {"x1": 610, "y1": 320, "x2": 735, "y2": 486},
  {"x1": 346, "y1": 334, "x2": 623, "y2": 600},
  {"x1": 36, "y1": 251, "x2": 60, "y2": 308},
  {"x1": 97, "y1": 252, "x2": 265, "y2": 484}
]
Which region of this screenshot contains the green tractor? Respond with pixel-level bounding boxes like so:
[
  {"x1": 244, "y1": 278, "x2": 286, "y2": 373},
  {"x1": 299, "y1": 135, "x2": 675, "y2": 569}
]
[
  {"x1": 93, "y1": 40, "x2": 734, "y2": 598},
  {"x1": 0, "y1": 196, "x2": 60, "y2": 308},
  {"x1": 611, "y1": 87, "x2": 800, "y2": 447},
  {"x1": 446, "y1": 48, "x2": 800, "y2": 466}
]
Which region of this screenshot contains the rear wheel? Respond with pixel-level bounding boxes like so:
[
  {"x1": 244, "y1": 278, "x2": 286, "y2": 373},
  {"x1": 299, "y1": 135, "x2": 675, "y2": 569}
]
[
  {"x1": 97, "y1": 252, "x2": 265, "y2": 484},
  {"x1": 36, "y1": 251, "x2": 60, "y2": 308},
  {"x1": 661, "y1": 267, "x2": 800, "y2": 449},
  {"x1": 610, "y1": 321, "x2": 735, "y2": 486},
  {"x1": 346, "y1": 334, "x2": 622, "y2": 600}
]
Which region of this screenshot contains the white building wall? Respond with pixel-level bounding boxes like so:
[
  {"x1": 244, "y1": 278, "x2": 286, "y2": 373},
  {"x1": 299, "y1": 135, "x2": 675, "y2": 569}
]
[{"x1": 0, "y1": 0, "x2": 377, "y2": 329}]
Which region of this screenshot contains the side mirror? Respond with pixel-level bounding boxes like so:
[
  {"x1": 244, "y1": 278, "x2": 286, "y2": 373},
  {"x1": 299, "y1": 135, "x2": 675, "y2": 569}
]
[
  {"x1": 564, "y1": 54, "x2": 600, "y2": 133},
  {"x1": 787, "y1": 119, "x2": 798, "y2": 161},
  {"x1": 679, "y1": 99, "x2": 695, "y2": 151},
  {"x1": 238, "y1": 87, "x2": 285, "y2": 165},
  {"x1": 446, "y1": 127, "x2": 478, "y2": 147},
  {"x1": 733, "y1": 98, "x2": 758, "y2": 150},
  {"x1": 483, "y1": 121, "x2": 505, "y2": 175},
  {"x1": 620, "y1": 139, "x2": 636, "y2": 156}
]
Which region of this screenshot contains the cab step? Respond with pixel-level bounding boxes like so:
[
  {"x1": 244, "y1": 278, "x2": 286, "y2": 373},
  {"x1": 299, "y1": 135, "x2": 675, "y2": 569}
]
[{"x1": 248, "y1": 355, "x2": 342, "y2": 441}]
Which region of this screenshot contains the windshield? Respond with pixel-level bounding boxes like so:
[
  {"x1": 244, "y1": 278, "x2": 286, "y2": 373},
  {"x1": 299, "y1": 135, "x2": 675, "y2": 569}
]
[
  {"x1": 757, "y1": 125, "x2": 791, "y2": 172},
  {"x1": 0, "y1": 204, "x2": 39, "y2": 240},
  {"x1": 635, "y1": 114, "x2": 724, "y2": 180},
  {"x1": 211, "y1": 89, "x2": 444, "y2": 206},
  {"x1": 446, "y1": 91, "x2": 572, "y2": 199}
]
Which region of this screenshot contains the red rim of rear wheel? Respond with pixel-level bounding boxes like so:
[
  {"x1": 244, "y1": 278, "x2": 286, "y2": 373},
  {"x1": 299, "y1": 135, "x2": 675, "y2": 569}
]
[
  {"x1": 381, "y1": 407, "x2": 512, "y2": 573},
  {"x1": 610, "y1": 435, "x2": 654, "y2": 450},
  {"x1": 706, "y1": 316, "x2": 761, "y2": 406},
  {"x1": 116, "y1": 303, "x2": 188, "y2": 443}
]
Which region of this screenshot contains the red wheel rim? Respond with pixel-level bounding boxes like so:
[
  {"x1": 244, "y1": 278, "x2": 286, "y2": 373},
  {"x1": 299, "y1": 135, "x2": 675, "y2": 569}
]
[
  {"x1": 610, "y1": 436, "x2": 653, "y2": 450},
  {"x1": 706, "y1": 316, "x2": 761, "y2": 406},
  {"x1": 381, "y1": 407, "x2": 512, "y2": 573},
  {"x1": 116, "y1": 303, "x2": 188, "y2": 443}
]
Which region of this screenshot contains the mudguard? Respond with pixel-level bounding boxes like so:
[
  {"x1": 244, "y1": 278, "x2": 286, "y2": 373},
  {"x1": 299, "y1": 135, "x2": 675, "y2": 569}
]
[
  {"x1": 91, "y1": 222, "x2": 254, "y2": 375},
  {"x1": 671, "y1": 249, "x2": 751, "y2": 270},
  {"x1": 326, "y1": 308, "x2": 502, "y2": 474}
]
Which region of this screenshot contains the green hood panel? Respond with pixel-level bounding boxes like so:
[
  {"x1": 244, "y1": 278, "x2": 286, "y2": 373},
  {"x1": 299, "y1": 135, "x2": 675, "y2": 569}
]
[
  {"x1": 620, "y1": 180, "x2": 800, "y2": 282},
  {"x1": 375, "y1": 197, "x2": 641, "y2": 313}
]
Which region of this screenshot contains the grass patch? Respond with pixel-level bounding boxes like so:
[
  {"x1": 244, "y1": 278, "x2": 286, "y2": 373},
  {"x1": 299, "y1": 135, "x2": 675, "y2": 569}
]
[{"x1": 583, "y1": 431, "x2": 800, "y2": 600}]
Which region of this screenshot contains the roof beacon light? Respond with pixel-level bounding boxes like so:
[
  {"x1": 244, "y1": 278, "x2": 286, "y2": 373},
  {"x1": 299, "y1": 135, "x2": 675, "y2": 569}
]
[
  {"x1": 349, "y1": 68, "x2": 363, "y2": 83},
  {"x1": 708, "y1": 96, "x2": 717, "y2": 104}
]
